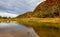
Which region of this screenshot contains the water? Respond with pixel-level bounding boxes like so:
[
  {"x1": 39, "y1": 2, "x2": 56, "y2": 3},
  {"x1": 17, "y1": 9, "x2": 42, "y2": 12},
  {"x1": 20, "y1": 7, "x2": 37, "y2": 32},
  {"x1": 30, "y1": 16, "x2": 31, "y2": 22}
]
[{"x1": 0, "y1": 21, "x2": 39, "y2": 37}]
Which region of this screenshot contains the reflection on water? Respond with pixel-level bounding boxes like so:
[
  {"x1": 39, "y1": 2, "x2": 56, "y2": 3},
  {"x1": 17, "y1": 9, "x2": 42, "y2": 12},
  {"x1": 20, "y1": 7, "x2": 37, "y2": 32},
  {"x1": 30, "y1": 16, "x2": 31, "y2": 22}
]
[{"x1": 0, "y1": 21, "x2": 39, "y2": 37}]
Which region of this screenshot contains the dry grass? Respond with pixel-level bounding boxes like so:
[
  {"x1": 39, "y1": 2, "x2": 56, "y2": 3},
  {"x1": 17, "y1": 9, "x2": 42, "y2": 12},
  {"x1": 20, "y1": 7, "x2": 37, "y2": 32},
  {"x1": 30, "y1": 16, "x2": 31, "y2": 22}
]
[{"x1": 16, "y1": 18, "x2": 60, "y2": 23}]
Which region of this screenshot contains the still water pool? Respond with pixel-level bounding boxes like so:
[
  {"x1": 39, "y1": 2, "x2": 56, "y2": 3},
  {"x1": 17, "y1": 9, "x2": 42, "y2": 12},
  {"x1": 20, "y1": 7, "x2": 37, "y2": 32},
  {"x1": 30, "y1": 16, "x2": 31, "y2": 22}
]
[{"x1": 0, "y1": 21, "x2": 39, "y2": 37}]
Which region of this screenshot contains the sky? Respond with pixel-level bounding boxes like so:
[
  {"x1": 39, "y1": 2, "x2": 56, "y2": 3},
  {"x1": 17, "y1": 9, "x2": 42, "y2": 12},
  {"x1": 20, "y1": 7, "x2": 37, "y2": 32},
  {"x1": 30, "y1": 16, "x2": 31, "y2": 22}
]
[{"x1": 0, "y1": 0, "x2": 45, "y2": 17}]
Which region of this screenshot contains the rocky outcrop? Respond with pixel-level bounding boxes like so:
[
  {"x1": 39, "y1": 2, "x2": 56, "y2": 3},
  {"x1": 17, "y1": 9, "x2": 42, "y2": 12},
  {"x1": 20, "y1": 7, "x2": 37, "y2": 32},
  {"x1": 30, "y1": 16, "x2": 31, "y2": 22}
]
[{"x1": 33, "y1": 0, "x2": 60, "y2": 17}]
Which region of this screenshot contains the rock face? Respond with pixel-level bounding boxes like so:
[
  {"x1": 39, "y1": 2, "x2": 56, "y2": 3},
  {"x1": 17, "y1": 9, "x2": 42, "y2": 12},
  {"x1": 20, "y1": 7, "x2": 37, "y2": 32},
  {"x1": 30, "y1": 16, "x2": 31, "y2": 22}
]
[
  {"x1": 34, "y1": 0, "x2": 60, "y2": 13},
  {"x1": 33, "y1": 0, "x2": 60, "y2": 17}
]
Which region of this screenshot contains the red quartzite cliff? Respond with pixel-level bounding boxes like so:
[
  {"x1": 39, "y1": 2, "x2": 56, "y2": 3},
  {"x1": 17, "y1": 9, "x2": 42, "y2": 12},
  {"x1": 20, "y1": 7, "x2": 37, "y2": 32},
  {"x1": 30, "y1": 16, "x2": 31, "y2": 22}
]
[{"x1": 33, "y1": 0, "x2": 60, "y2": 17}]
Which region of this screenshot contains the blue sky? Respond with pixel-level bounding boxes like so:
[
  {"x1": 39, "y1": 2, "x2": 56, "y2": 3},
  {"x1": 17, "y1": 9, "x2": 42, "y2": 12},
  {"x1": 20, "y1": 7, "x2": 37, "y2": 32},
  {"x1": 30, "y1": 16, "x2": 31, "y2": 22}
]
[{"x1": 0, "y1": 0, "x2": 45, "y2": 15}]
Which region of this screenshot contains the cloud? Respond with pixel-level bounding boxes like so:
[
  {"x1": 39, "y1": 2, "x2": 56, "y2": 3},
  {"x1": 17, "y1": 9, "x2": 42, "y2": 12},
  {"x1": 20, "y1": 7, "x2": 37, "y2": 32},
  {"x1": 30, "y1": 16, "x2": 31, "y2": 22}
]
[
  {"x1": 0, "y1": 11, "x2": 18, "y2": 17},
  {"x1": 0, "y1": 0, "x2": 45, "y2": 14}
]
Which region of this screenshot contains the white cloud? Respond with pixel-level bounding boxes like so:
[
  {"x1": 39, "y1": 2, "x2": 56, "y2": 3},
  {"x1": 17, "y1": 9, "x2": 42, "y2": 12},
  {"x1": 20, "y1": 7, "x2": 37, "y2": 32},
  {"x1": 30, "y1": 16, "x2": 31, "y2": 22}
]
[{"x1": 0, "y1": 11, "x2": 18, "y2": 18}]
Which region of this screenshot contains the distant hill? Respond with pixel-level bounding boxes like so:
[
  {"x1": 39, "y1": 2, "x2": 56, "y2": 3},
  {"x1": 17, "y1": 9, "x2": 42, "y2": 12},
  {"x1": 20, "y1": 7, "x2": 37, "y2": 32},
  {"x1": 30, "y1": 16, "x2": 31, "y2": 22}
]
[
  {"x1": 17, "y1": 11, "x2": 33, "y2": 18},
  {"x1": 17, "y1": 0, "x2": 60, "y2": 18}
]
